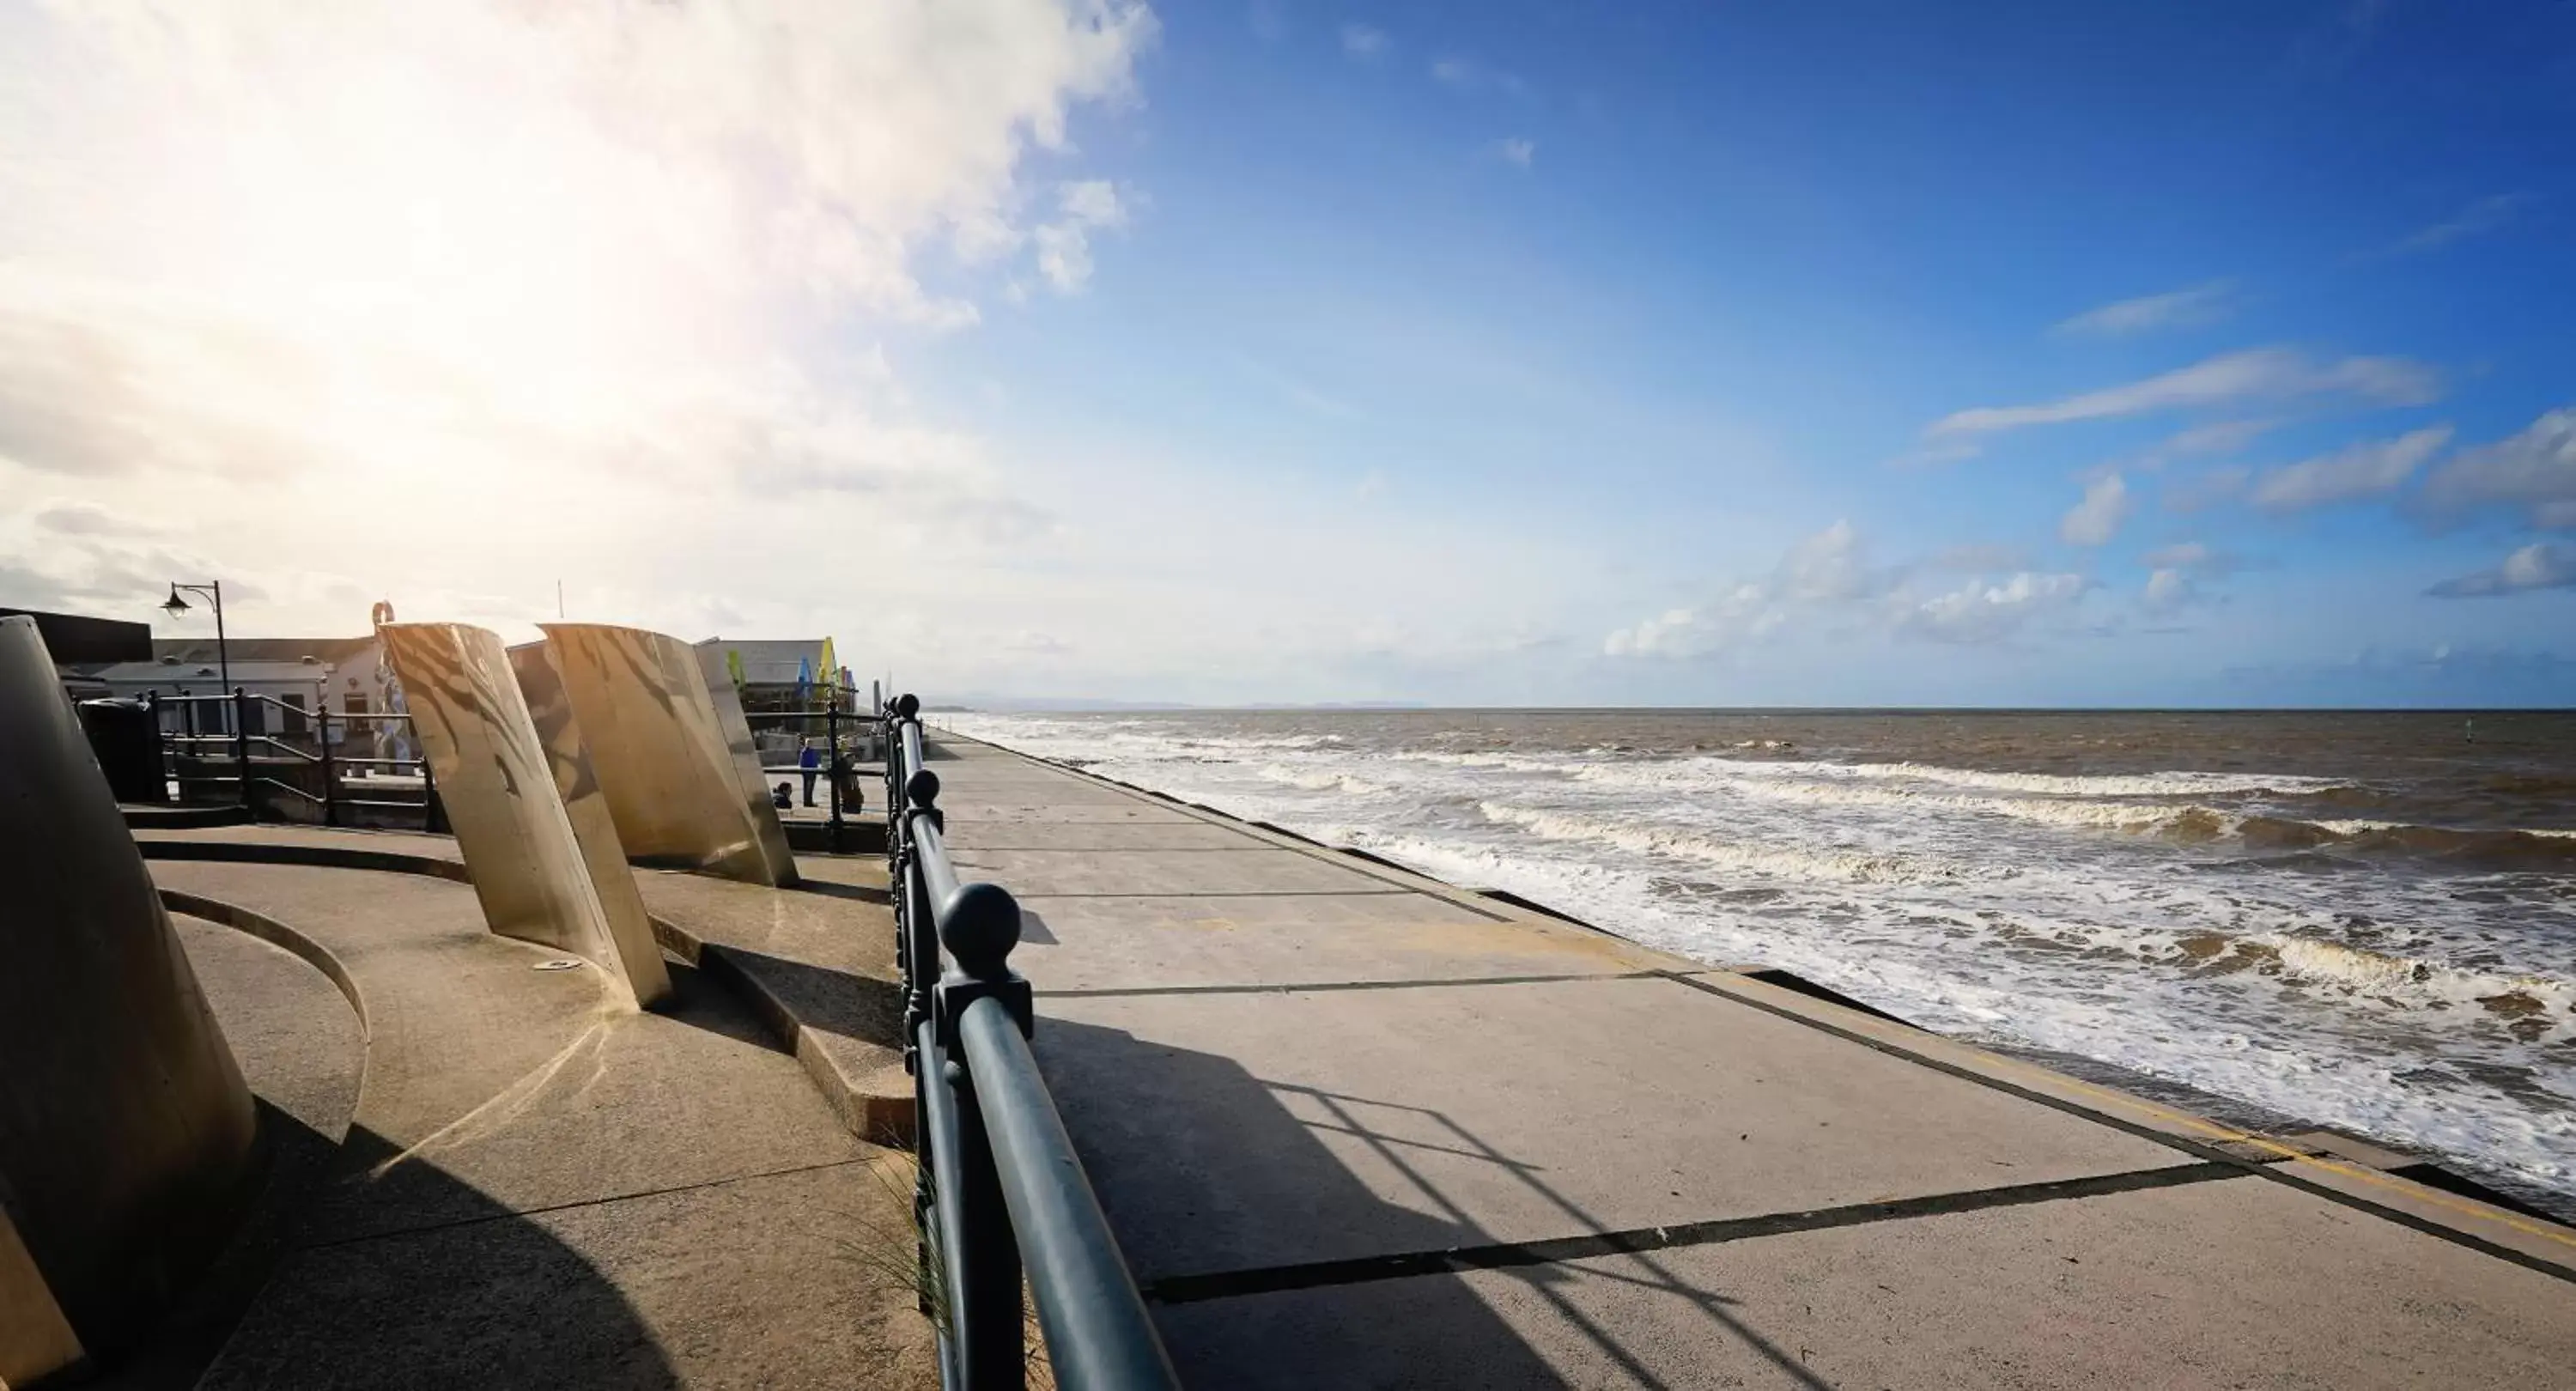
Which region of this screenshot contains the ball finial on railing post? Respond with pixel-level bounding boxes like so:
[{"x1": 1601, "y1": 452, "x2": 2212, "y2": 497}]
[
  {"x1": 939, "y1": 882, "x2": 1023, "y2": 983},
  {"x1": 894, "y1": 692, "x2": 920, "y2": 720},
  {"x1": 906, "y1": 768, "x2": 941, "y2": 811}
]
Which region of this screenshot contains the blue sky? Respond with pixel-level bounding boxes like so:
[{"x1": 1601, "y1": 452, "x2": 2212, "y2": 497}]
[{"x1": 2, "y1": 1, "x2": 2570, "y2": 704}]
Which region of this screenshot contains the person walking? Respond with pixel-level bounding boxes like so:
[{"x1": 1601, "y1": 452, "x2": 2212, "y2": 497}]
[{"x1": 799, "y1": 740, "x2": 821, "y2": 806}]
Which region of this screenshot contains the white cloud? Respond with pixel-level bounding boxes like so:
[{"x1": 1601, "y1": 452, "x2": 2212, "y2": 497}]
[
  {"x1": 2425, "y1": 543, "x2": 2576, "y2": 598},
  {"x1": 1602, "y1": 585, "x2": 1778, "y2": 659},
  {"x1": 1601, "y1": 520, "x2": 1877, "y2": 659},
  {"x1": 1604, "y1": 521, "x2": 2108, "y2": 658},
  {"x1": 2391, "y1": 192, "x2": 2534, "y2": 256},
  {"x1": 1902, "y1": 572, "x2": 2089, "y2": 645},
  {"x1": 1493, "y1": 137, "x2": 1535, "y2": 168},
  {"x1": 2142, "y1": 568, "x2": 2192, "y2": 611},
  {"x1": 2419, "y1": 405, "x2": 2576, "y2": 529},
  {"x1": 1032, "y1": 179, "x2": 1131, "y2": 293},
  {"x1": 1925, "y1": 348, "x2": 2440, "y2": 439},
  {"x1": 2058, "y1": 473, "x2": 2131, "y2": 546},
  {"x1": 2164, "y1": 419, "x2": 2276, "y2": 457},
  {"x1": 2053, "y1": 282, "x2": 2233, "y2": 337},
  {"x1": 1340, "y1": 23, "x2": 1388, "y2": 59},
  {"x1": 2141, "y1": 540, "x2": 2241, "y2": 577},
  {"x1": 2248, "y1": 425, "x2": 2451, "y2": 512}
]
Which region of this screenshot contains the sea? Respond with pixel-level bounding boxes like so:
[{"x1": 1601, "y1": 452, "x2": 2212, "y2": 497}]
[{"x1": 942, "y1": 708, "x2": 2576, "y2": 1217}]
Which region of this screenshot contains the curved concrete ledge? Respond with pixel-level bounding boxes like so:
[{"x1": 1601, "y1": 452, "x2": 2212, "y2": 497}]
[
  {"x1": 137, "y1": 834, "x2": 470, "y2": 884},
  {"x1": 159, "y1": 889, "x2": 371, "y2": 1042},
  {"x1": 123, "y1": 804, "x2": 255, "y2": 830}
]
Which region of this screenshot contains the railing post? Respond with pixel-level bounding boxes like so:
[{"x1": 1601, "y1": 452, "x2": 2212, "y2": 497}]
[
  {"x1": 319, "y1": 707, "x2": 337, "y2": 828},
  {"x1": 902, "y1": 764, "x2": 943, "y2": 1050},
  {"x1": 232, "y1": 686, "x2": 254, "y2": 814},
  {"x1": 936, "y1": 878, "x2": 1032, "y2": 1390},
  {"x1": 826, "y1": 702, "x2": 844, "y2": 853},
  {"x1": 420, "y1": 732, "x2": 445, "y2": 835}
]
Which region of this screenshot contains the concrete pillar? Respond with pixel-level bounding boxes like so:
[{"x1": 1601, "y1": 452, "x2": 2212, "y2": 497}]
[
  {"x1": 377, "y1": 623, "x2": 660, "y2": 1007},
  {"x1": 0, "y1": 616, "x2": 258, "y2": 1382},
  {"x1": 539, "y1": 624, "x2": 798, "y2": 888}
]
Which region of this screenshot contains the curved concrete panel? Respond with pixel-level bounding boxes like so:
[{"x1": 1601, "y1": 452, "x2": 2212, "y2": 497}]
[
  {"x1": 509, "y1": 640, "x2": 672, "y2": 1008},
  {"x1": 376, "y1": 623, "x2": 655, "y2": 1006},
  {"x1": 0, "y1": 616, "x2": 258, "y2": 1379},
  {"x1": 540, "y1": 624, "x2": 798, "y2": 887}
]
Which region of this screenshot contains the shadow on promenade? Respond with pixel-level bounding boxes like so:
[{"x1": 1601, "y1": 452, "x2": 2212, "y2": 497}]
[
  {"x1": 1036, "y1": 1015, "x2": 1832, "y2": 1389},
  {"x1": 91, "y1": 1112, "x2": 685, "y2": 1391}
]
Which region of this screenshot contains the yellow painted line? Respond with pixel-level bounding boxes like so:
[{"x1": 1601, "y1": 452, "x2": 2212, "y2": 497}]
[{"x1": 1825, "y1": 995, "x2": 2576, "y2": 1254}]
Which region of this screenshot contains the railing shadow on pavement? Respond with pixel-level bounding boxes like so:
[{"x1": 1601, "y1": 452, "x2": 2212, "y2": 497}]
[{"x1": 1032, "y1": 1020, "x2": 1832, "y2": 1389}]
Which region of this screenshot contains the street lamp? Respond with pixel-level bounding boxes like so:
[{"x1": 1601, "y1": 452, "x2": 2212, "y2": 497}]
[{"x1": 161, "y1": 580, "x2": 229, "y2": 693}]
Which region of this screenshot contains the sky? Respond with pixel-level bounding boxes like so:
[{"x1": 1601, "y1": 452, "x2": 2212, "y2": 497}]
[{"x1": 1, "y1": 0, "x2": 2572, "y2": 707}]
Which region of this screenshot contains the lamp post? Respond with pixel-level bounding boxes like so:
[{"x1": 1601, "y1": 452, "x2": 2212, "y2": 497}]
[{"x1": 160, "y1": 581, "x2": 229, "y2": 694}]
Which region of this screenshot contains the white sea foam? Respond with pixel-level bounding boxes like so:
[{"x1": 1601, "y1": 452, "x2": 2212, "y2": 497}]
[
  {"x1": 1476, "y1": 800, "x2": 2007, "y2": 885},
  {"x1": 1255, "y1": 762, "x2": 1388, "y2": 797}
]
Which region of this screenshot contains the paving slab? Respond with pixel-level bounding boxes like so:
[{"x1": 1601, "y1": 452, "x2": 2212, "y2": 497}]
[
  {"x1": 1148, "y1": 1175, "x2": 2576, "y2": 1389},
  {"x1": 940, "y1": 819, "x2": 1269, "y2": 851},
  {"x1": 927, "y1": 800, "x2": 1205, "y2": 824},
  {"x1": 1035, "y1": 976, "x2": 2191, "y2": 1281},
  {"x1": 951, "y1": 845, "x2": 1411, "y2": 897},
  {"x1": 1016, "y1": 893, "x2": 1670, "y2": 993}
]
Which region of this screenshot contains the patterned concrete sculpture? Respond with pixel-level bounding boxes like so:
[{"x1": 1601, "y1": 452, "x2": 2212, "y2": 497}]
[
  {"x1": 378, "y1": 623, "x2": 666, "y2": 1006},
  {"x1": 540, "y1": 623, "x2": 799, "y2": 887},
  {"x1": 0, "y1": 616, "x2": 258, "y2": 1383},
  {"x1": 509, "y1": 639, "x2": 673, "y2": 1008}
]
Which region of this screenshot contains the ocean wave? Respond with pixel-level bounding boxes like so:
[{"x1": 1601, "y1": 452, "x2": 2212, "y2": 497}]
[
  {"x1": 1254, "y1": 762, "x2": 1388, "y2": 797},
  {"x1": 2259, "y1": 936, "x2": 2576, "y2": 1021},
  {"x1": 1476, "y1": 800, "x2": 2008, "y2": 885},
  {"x1": 1584, "y1": 754, "x2": 2351, "y2": 800},
  {"x1": 2242, "y1": 817, "x2": 2576, "y2": 869}
]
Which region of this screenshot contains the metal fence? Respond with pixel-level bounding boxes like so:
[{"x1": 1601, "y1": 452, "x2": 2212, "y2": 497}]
[
  {"x1": 884, "y1": 694, "x2": 1180, "y2": 1391},
  {"x1": 144, "y1": 689, "x2": 444, "y2": 831}
]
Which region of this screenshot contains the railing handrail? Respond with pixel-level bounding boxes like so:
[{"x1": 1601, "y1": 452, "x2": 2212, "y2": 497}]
[{"x1": 886, "y1": 694, "x2": 1180, "y2": 1391}]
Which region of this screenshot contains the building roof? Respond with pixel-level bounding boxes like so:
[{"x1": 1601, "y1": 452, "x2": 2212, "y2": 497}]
[
  {"x1": 153, "y1": 635, "x2": 380, "y2": 665},
  {"x1": 695, "y1": 637, "x2": 835, "y2": 686},
  {"x1": 2, "y1": 608, "x2": 155, "y2": 664},
  {"x1": 90, "y1": 659, "x2": 350, "y2": 687}
]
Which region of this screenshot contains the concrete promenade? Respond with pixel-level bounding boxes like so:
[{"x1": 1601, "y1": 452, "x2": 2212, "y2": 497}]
[{"x1": 927, "y1": 734, "x2": 2576, "y2": 1388}]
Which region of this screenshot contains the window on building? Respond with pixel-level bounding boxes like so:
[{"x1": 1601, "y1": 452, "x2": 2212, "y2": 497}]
[
  {"x1": 282, "y1": 693, "x2": 308, "y2": 736},
  {"x1": 344, "y1": 692, "x2": 371, "y2": 716}
]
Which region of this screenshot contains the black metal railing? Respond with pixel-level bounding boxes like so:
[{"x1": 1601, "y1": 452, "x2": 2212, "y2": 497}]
[
  {"x1": 884, "y1": 694, "x2": 1179, "y2": 1391},
  {"x1": 143, "y1": 689, "x2": 444, "y2": 832}
]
